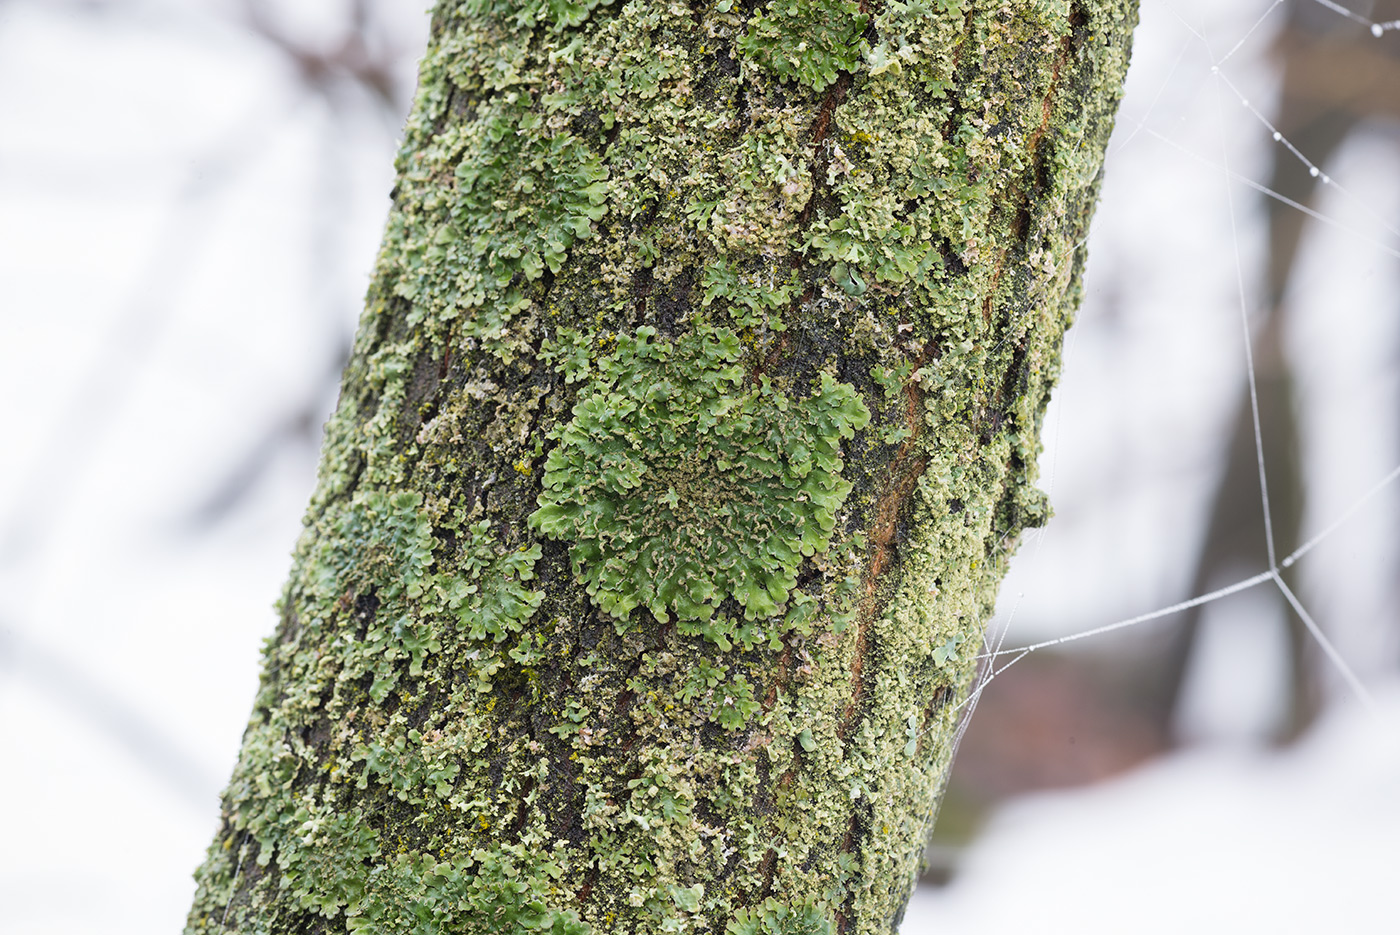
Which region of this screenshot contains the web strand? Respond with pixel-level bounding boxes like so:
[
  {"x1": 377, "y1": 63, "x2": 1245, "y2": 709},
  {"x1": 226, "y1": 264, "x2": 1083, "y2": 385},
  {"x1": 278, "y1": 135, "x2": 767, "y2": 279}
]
[
  {"x1": 1134, "y1": 124, "x2": 1400, "y2": 261},
  {"x1": 1218, "y1": 0, "x2": 1285, "y2": 66},
  {"x1": 1283, "y1": 462, "x2": 1400, "y2": 569},
  {"x1": 1213, "y1": 70, "x2": 1400, "y2": 245},
  {"x1": 1155, "y1": 1, "x2": 1400, "y2": 256},
  {"x1": 1271, "y1": 572, "x2": 1378, "y2": 712},
  {"x1": 1213, "y1": 71, "x2": 1280, "y2": 572},
  {"x1": 979, "y1": 570, "x2": 1278, "y2": 660},
  {"x1": 1308, "y1": 0, "x2": 1400, "y2": 35},
  {"x1": 968, "y1": 456, "x2": 1400, "y2": 674},
  {"x1": 1108, "y1": 38, "x2": 1193, "y2": 158}
]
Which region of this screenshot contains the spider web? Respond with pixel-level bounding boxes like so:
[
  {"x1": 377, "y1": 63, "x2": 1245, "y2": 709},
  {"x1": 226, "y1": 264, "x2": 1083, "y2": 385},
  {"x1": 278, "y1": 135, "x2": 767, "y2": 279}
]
[
  {"x1": 932, "y1": 0, "x2": 1399, "y2": 795},
  {"x1": 896, "y1": 5, "x2": 1400, "y2": 927}
]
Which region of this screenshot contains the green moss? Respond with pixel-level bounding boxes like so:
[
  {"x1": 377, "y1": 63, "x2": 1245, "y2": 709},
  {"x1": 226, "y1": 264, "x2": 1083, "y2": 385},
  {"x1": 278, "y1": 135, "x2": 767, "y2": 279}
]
[{"x1": 530, "y1": 325, "x2": 869, "y2": 623}]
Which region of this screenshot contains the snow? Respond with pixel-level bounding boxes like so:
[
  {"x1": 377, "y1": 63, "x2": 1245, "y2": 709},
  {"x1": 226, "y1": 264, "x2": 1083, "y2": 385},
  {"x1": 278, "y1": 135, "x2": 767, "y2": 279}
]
[{"x1": 904, "y1": 687, "x2": 1400, "y2": 933}]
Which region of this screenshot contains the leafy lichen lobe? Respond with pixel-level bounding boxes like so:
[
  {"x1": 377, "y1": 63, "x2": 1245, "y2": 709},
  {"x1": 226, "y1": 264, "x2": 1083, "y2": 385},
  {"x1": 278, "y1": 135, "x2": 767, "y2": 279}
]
[{"x1": 531, "y1": 325, "x2": 869, "y2": 623}]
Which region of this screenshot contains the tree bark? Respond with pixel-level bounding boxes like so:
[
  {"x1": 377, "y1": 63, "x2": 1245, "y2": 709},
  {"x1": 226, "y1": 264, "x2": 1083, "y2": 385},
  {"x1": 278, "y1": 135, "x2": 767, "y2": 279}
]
[{"x1": 187, "y1": 1, "x2": 1136, "y2": 932}]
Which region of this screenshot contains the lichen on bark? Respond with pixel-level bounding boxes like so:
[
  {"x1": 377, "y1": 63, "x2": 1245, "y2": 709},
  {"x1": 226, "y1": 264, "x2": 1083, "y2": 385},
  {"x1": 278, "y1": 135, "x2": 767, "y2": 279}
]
[{"x1": 186, "y1": 0, "x2": 1138, "y2": 932}]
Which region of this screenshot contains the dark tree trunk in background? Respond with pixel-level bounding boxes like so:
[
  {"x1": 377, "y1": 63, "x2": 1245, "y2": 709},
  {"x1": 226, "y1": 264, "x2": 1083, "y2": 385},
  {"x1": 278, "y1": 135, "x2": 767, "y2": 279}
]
[{"x1": 187, "y1": 1, "x2": 1135, "y2": 932}]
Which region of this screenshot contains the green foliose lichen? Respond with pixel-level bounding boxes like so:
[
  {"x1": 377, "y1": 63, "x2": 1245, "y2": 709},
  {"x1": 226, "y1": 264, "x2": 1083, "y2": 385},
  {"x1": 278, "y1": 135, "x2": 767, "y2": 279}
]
[
  {"x1": 530, "y1": 325, "x2": 869, "y2": 623},
  {"x1": 294, "y1": 488, "x2": 541, "y2": 696},
  {"x1": 727, "y1": 897, "x2": 835, "y2": 935},
  {"x1": 738, "y1": 0, "x2": 870, "y2": 91},
  {"x1": 188, "y1": 0, "x2": 1139, "y2": 932},
  {"x1": 464, "y1": 0, "x2": 618, "y2": 32},
  {"x1": 344, "y1": 847, "x2": 589, "y2": 935},
  {"x1": 392, "y1": 102, "x2": 609, "y2": 336}
]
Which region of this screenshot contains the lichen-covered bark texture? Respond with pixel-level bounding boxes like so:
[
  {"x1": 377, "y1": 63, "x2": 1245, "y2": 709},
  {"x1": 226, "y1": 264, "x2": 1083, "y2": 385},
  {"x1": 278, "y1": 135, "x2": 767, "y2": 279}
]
[{"x1": 187, "y1": 1, "x2": 1135, "y2": 932}]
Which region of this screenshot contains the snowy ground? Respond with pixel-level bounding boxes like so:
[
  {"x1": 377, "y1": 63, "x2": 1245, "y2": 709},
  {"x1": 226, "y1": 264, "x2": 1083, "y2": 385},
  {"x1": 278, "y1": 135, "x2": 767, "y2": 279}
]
[
  {"x1": 905, "y1": 688, "x2": 1400, "y2": 934},
  {"x1": 0, "y1": 1, "x2": 1396, "y2": 932}
]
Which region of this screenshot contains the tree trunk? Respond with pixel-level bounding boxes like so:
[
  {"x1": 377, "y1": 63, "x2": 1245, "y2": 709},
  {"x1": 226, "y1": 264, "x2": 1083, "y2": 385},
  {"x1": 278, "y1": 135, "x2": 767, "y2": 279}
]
[{"x1": 187, "y1": 1, "x2": 1136, "y2": 932}]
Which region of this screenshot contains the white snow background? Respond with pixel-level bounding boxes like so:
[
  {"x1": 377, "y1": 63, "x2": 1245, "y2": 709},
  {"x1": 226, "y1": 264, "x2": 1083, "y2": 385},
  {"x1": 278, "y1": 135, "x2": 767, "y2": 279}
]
[{"x1": 0, "y1": 1, "x2": 1396, "y2": 932}]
